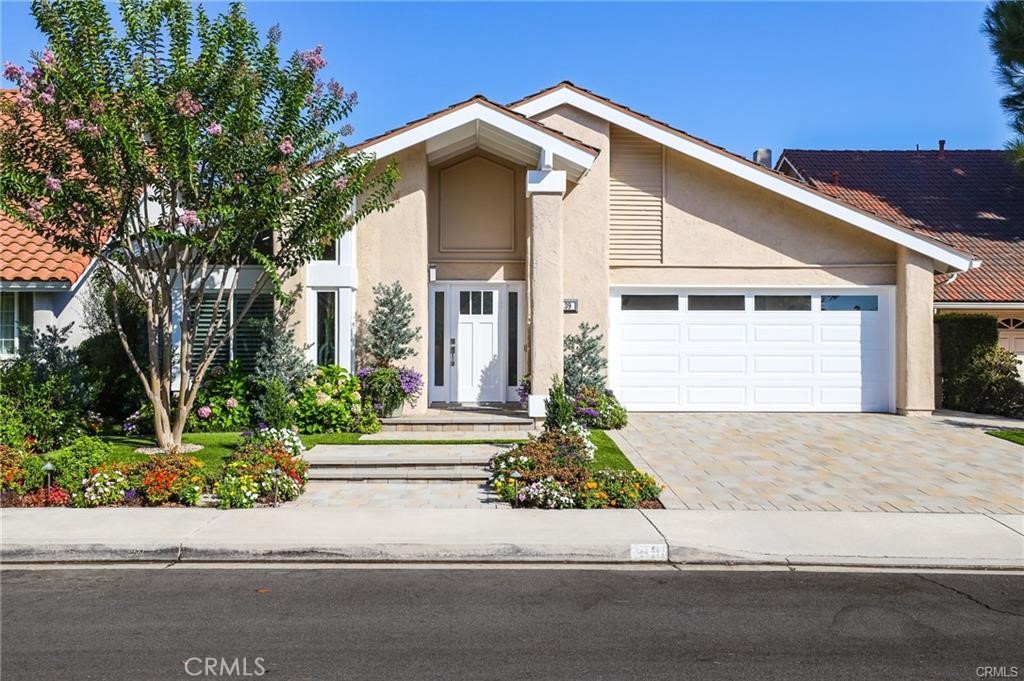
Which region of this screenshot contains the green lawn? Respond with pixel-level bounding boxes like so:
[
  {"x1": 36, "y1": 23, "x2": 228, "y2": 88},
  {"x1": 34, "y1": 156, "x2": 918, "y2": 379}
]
[
  {"x1": 590, "y1": 430, "x2": 635, "y2": 471},
  {"x1": 989, "y1": 430, "x2": 1024, "y2": 446}
]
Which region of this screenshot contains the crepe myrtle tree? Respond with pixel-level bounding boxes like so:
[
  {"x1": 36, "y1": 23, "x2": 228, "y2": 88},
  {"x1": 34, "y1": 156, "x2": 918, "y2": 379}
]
[{"x1": 0, "y1": 0, "x2": 398, "y2": 450}]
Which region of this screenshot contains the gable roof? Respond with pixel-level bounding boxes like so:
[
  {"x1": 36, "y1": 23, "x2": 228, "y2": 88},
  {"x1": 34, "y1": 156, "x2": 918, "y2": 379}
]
[
  {"x1": 778, "y1": 149, "x2": 1024, "y2": 304},
  {"x1": 0, "y1": 90, "x2": 93, "y2": 286},
  {"x1": 510, "y1": 81, "x2": 979, "y2": 274},
  {"x1": 351, "y1": 95, "x2": 598, "y2": 181}
]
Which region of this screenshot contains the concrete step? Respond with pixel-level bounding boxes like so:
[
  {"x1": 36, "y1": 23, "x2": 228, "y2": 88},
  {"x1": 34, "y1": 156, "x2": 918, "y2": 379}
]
[
  {"x1": 308, "y1": 467, "x2": 491, "y2": 482},
  {"x1": 380, "y1": 410, "x2": 534, "y2": 433},
  {"x1": 361, "y1": 430, "x2": 535, "y2": 442},
  {"x1": 304, "y1": 443, "x2": 503, "y2": 467}
]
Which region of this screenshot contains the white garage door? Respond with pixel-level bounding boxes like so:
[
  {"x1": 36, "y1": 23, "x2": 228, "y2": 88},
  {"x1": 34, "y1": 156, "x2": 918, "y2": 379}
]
[{"x1": 609, "y1": 288, "x2": 895, "y2": 412}]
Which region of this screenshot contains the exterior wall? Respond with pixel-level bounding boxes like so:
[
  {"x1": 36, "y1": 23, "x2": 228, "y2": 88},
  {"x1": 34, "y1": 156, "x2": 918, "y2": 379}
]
[
  {"x1": 31, "y1": 265, "x2": 100, "y2": 348},
  {"x1": 356, "y1": 144, "x2": 430, "y2": 413},
  {"x1": 897, "y1": 246, "x2": 936, "y2": 414},
  {"x1": 531, "y1": 105, "x2": 612, "y2": 340}
]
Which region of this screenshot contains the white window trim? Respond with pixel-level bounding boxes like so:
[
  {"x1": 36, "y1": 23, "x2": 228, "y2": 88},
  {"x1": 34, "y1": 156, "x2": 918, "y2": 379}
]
[{"x1": 0, "y1": 292, "x2": 22, "y2": 358}]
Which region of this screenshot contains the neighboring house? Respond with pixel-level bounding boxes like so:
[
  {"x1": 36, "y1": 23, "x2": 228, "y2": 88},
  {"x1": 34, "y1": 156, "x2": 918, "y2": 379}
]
[
  {"x1": 3, "y1": 82, "x2": 982, "y2": 417},
  {"x1": 777, "y1": 146, "x2": 1024, "y2": 365}
]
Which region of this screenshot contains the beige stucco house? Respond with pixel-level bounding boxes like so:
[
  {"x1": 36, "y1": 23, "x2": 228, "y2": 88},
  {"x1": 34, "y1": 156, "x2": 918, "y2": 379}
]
[{"x1": 285, "y1": 82, "x2": 979, "y2": 418}]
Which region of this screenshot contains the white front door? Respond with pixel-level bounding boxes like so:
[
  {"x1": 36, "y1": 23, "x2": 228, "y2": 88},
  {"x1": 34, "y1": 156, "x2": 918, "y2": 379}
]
[
  {"x1": 428, "y1": 282, "x2": 525, "y2": 404},
  {"x1": 453, "y1": 287, "x2": 503, "y2": 402}
]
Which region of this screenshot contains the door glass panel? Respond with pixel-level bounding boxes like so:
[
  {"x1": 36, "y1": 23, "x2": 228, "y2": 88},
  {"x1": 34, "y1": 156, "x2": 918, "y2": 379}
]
[
  {"x1": 621, "y1": 294, "x2": 679, "y2": 311},
  {"x1": 482, "y1": 291, "x2": 493, "y2": 315},
  {"x1": 754, "y1": 295, "x2": 812, "y2": 311},
  {"x1": 433, "y1": 291, "x2": 445, "y2": 386},
  {"x1": 460, "y1": 291, "x2": 470, "y2": 314},
  {"x1": 688, "y1": 295, "x2": 745, "y2": 311},
  {"x1": 471, "y1": 291, "x2": 481, "y2": 314},
  {"x1": 316, "y1": 291, "x2": 336, "y2": 366},
  {"x1": 821, "y1": 295, "x2": 878, "y2": 311},
  {"x1": 507, "y1": 292, "x2": 518, "y2": 386}
]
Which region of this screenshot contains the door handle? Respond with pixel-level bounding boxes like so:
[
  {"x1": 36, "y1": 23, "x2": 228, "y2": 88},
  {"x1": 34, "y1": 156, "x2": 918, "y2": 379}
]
[{"x1": 449, "y1": 339, "x2": 456, "y2": 367}]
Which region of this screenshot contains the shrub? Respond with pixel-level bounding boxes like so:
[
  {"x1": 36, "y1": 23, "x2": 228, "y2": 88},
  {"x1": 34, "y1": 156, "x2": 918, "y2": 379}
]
[
  {"x1": 17, "y1": 486, "x2": 72, "y2": 507},
  {"x1": 80, "y1": 468, "x2": 131, "y2": 507},
  {"x1": 358, "y1": 366, "x2": 423, "y2": 416},
  {"x1": 579, "y1": 470, "x2": 662, "y2": 509},
  {"x1": 572, "y1": 386, "x2": 628, "y2": 430},
  {"x1": 48, "y1": 436, "x2": 114, "y2": 493},
  {"x1": 253, "y1": 377, "x2": 295, "y2": 429},
  {"x1": 364, "y1": 281, "x2": 421, "y2": 365},
  {"x1": 186, "y1": 361, "x2": 253, "y2": 432},
  {"x1": 294, "y1": 364, "x2": 379, "y2": 433},
  {"x1": 543, "y1": 377, "x2": 576, "y2": 432},
  {"x1": 937, "y1": 314, "x2": 1024, "y2": 417},
  {"x1": 0, "y1": 445, "x2": 45, "y2": 494},
  {"x1": 0, "y1": 395, "x2": 29, "y2": 450},
  {"x1": 214, "y1": 474, "x2": 260, "y2": 509},
  {"x1": 243, "y1": 427, "x2": 306, "y2": 458},
  {"x1": 563, "y1": 322, "x2": 608, "y2": 395}
]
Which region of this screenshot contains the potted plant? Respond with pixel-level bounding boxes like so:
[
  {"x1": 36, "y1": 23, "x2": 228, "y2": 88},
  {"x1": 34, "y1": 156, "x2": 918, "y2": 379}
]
[{"x1": 359, "y1": 281, "x2": 423, "y2": 417}]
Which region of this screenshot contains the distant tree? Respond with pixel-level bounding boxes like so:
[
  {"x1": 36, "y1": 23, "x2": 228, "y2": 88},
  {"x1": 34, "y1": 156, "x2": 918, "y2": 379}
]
[
  {"x1": 0, "y1": 0, "x2": 398, "y2": 450},
  {"x1": 984, "y1": 0, "x2": 1024, "y2": 167}
]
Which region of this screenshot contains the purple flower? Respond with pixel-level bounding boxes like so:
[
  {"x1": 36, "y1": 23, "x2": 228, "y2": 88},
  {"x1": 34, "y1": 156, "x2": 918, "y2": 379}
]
[
  {"x1": 299, "y1": 45, "x2": 327, "y2": 71},
  {"x1": 84, "y1": 123, "x2": 102, "y2": 138},
  {"x1": 65, "y1": 118, "x2": 83, "y2": 133},
  {"x1": 197, "y1": 405, "x2": 212, "y2": 420},
  {"x1": 123, "y1": 489, "x2": 139, "y2": 502},
  {"x1": 174, "y1": 89, "x2": 202, "y2": 117},
  {"x1": 256, "y1": 421, "x2": 268, "y2": 431},
  {"x1": 267, "y1": 24, "x2": 282, "y2": 43},
  {"x1": 328, "y1": 80, "x2": 345, "y2": 100},
  {"x1": 26, "y1": 200, "x2": 43, "y2": 224},
  {"x1": 40, "y1": 48, "x2": 55, "y2": 68},
  {"x1": 179, "y1": 210, "x2": 200, "y2": 228},
  {"x1": 3, "y1": 61, "x2": 24, "y2": 82},
  {"x1": 278, "y1": 137, "x2": 294, "y2": 156},
  {"x1": 345, "y1": 91, "x2": 358, "y2": 107},
  {"x1": 45, "y1": 175, "x2": 61, "y2": 192},
  {"x1": 205, "y1": 122, "x2": 222, "y2": 136},
  {"x1": 340, "y1": 124, "x2": 354, "y2": 137},
  {"x1": 333, "y1": 176, "x2": 349, "y2": 190},
  {"x1": 37, "y1": 91, "x2": 54, "y2": 106}
]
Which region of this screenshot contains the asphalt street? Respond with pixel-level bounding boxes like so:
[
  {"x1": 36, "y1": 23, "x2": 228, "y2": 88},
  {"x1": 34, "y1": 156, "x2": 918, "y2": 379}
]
[{"x1": 1, "y1": 567, "x2": 1021, "y2": 680}]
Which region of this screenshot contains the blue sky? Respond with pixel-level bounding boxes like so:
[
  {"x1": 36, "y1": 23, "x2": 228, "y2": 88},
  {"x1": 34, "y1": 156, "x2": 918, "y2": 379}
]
[{"x1": 0, "y1": 1, "x2": 1007, "y2": 157}]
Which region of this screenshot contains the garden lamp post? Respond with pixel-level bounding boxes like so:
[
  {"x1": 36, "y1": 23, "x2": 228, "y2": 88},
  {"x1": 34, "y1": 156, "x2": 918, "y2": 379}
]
[{"x1": 42, "y1": 461, "x2": 55, "y2": 500}]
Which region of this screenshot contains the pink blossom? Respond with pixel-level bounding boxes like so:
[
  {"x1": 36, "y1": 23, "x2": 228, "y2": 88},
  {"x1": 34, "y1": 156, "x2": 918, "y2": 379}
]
[
  {"x1": 225, "y1": 397, "x2": 239, "y2": 410},
  {"x1": 333, "y1": 176, "x2": 348, "y2": 191},
  {"x1": 179, "y1": 210, "x2": 200, "y2": 228},
  {"x1": 267, "y1": 24, "x2": 282, "y2": 42},
  {"x1": 327, "y1": 80, "x2": 344, "y2": 100},
  {"x1": 174, "y1": 89, "x2": 202, "y2": 117},
  {"x1": 37, "y1": 91, "x2": 54, "y2": 106},
  {"x1": 196, "y1": 405, "x2": 212, "y2": 420},
  {"x1": 278, "y1": 137, "x2": 294, "y2": 156},
  {"x1": 299, "y1": 45, "x2": 326, "y2": 71},
  {"x1": 89, "y1": 99, "x2": 104, "y2": 114},
  {"x1": 84, "y1": 123, "x2": 102, "y2": 138},
  {"x1": 15, "y1": 94, "x2": 31, "y2": 109},
  {"x1": 345, "y1": 91, "x2": 358, "y2": 107},
  {"x1": 65, "y1": 118, "x2": 83, "y2": 132},
  {"x1": 45, "y1": 175, "x2": 62, "y2": 192},
  {"x1": 40, "y1": 48, "x2": 55, "y2": 68},
  {"x1": 19, "y1": 78, "x2": 36, "y2": 94},
  {"x1": 26, "y1": 200, "x2": 43, "y2": 224},
  {"x1": 205, "y1": 122, "x2": 222, "y2": 136},
  {"x1": 3, "y1": 61, "x2": 24, "y2": 82}
]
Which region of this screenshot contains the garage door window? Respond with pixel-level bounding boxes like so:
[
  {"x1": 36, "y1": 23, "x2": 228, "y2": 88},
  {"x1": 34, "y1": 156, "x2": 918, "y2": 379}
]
[
  {"x1": 621, "y1": 294, "x2": 679, "y2": 311},
  {"x1": 754, "y1": 295, "x2": 811, "y2": 311},
  {"x1": 687, "y1": 295, "x2": 745, "y2": 311},
  {"x1": 821, "y1": 295, "x2": 878, "y2": 311}
]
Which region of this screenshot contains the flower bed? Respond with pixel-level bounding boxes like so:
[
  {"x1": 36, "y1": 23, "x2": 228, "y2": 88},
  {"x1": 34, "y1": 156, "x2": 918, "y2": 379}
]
[
  {"x1": 0, "y1": 428, "x2": 309, "y2": 509},
  {"x1": 488, "y1": 426, "x2": 662, "y2": 509}
]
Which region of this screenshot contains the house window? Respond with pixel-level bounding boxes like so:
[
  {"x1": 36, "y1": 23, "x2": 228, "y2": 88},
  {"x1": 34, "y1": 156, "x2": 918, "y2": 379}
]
[
  {"x1": 687, "y1": 295, "x2": 745, "y2": 311},
  {"x1": 460, "y1": 290, "x2": 494, "y2": 315},
  {"x1": 0, "y1": 292, "x2": 33, "y2": 357},
  {"x1": 620, "y1": 294, "x2": 679, "y2": 311},
  {"x1": 821, "y1": 295, "x2": 878, "y2": 311},
  {"x1": 754, "y1": 295, "x2": 812, "y2": 311},
  {"x1": 316, "y1": 291, "x2": 337, "y2": 366},
  {"x1": 318, "y1": 239, "x2": 337, "y2": 262},
  {"x1": 998, "y1": 317, "x2": 1024, "y2": 329},
  {"x1": 190, "y1": 291, "x2": 273, "y2": 372}
]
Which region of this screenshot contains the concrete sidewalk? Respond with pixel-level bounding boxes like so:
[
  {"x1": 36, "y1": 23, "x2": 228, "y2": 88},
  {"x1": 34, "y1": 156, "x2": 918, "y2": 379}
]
[{"x1": 1, "y1": 508, "x2": 1021, "y2": 569}]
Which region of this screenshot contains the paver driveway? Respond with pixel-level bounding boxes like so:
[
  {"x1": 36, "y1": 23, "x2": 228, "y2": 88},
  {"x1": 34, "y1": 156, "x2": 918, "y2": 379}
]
[{"x1": 611, "y1": 412, "x2": 1024, "y2": 513}]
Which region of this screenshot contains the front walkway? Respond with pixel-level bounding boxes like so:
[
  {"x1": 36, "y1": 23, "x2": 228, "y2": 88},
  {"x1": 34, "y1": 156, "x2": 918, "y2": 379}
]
[
  {"x1": 293, "y1": 482, "x2": 506, "y2": 509},
  {"x1": 611, "y1": 412, "x2": 1024, "y2": 514}
]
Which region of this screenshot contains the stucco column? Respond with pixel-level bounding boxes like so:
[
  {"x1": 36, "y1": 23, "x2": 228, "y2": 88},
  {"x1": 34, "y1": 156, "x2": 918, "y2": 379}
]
[
  {"x1": 527, "y1": 173, "x2": 566, "y2": 417},
  {"x1": 896, "y1": 245, "x2": 935, "y2": 415}
]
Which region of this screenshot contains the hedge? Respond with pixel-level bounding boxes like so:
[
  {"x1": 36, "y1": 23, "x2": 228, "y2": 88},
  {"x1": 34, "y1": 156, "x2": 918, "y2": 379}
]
[
  {"x1": 935, "y1": 313, "x2": 999, "y2": 378},
  {"x1": 935, "y1": 313, "x2": 1024, "y2": 417}
]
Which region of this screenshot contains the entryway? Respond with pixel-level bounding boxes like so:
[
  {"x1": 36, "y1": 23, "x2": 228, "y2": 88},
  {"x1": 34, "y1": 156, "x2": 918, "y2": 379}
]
[{"x1": 428, "y1": 282, "x2": 525, "y2": 404}]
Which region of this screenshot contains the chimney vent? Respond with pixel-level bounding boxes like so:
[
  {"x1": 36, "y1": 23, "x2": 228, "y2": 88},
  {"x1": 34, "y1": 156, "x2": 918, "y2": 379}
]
[
  {"x1": 939, "y1": 139, "x2": 946, "y2": 158},
  {"x1": 752, "y1": 148, "x2": 772, "y2": 168},
  {"x1": 832, "y1": 171, "x2": 841, "y2": 186}
]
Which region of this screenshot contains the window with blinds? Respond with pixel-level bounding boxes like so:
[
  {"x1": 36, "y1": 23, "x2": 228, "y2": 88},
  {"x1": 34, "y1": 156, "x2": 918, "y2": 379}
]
[
  {"x1": 190, "y1": 292, "x2": 273, "y2": 372},
  {"x1": 609, "y1": 127, "x2": 663, "y2": 263}
]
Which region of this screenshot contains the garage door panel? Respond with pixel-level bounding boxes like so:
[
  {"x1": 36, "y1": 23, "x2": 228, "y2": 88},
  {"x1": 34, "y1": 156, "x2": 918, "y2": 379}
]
[{"x1": 611, "y1": 288, "x2": 893, "y2": 413}]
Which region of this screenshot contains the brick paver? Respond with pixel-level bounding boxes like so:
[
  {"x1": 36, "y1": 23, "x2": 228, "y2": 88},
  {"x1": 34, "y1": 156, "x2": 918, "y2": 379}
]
[{"x1": 612, "y1": 412, "x2": 1024, "y2": 514}]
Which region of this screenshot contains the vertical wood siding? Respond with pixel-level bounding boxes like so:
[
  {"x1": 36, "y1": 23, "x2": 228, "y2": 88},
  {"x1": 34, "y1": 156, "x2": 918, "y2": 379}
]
[{"x1": 609, "y1": 127, "x2": 663, "y2": 262}]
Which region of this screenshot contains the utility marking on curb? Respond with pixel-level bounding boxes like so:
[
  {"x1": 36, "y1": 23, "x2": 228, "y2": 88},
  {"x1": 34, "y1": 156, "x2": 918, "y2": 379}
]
[{"x1": 630, "y1": 544, "x2": 668, "y2": 562}]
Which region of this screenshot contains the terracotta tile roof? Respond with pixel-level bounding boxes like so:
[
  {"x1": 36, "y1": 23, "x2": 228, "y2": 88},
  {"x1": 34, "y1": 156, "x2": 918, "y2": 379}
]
[
  {"x1": 779, "y1": 149, "x2": 1024, "y2": 303},
  {"x1": 0, "y1": 89, "x2": 93, "y2": 284}
]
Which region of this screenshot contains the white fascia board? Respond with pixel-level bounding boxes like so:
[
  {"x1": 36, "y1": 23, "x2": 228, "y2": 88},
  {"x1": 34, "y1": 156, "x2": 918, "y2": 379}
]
[
  {"x1": 0, "y1": 280, "x2": 71, "y2": 291},
  {"x1": 934, "y1": 302, "x2": 1024, "y2": 309},
  {"x1": 514, "y1": 89, "x2": 977, "y2": 272},
  {"x1": 358, "y1": 102, "x2": 596, "y2": 173}
]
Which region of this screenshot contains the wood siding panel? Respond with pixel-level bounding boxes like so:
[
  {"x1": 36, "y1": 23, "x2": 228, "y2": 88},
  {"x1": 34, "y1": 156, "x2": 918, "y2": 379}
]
[{"x1": 610, "y1": 127, "x2": 663, "y2": 262}]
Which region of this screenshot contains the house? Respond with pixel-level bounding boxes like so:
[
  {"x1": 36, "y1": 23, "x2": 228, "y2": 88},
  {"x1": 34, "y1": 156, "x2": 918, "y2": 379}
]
[
  {"x1": 777, "y1": 146, "x2": 1024, "y2": 364},
  {"x1": 2, "y1": 82, "x2": 982, "y2": 417}
]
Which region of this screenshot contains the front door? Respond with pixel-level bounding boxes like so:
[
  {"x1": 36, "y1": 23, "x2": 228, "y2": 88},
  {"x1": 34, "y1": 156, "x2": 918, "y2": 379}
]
[
  {"x1": 428, "y1": 283, "x2": 524, "y2": 404},
  {"x1": 453, "y1": 287, "x2": 503, "y2": 402}
]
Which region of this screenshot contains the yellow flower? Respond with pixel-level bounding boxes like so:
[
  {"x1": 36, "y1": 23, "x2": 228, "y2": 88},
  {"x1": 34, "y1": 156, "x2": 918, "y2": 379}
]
[{"x1": 585, "y1": 481, "x2": 597, "y2": 490}]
